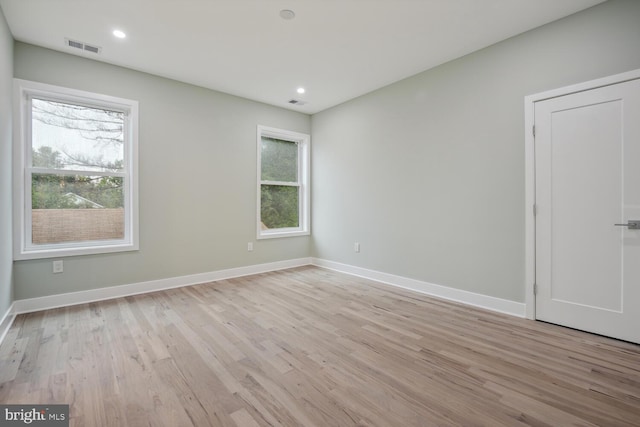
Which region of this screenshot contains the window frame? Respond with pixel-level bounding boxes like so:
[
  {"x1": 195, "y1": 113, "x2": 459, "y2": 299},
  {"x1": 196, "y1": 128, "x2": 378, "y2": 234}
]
[
  {"x1": 256, "y1": 125, "x2": 310, "y2": 239},
  {"x1": 13, "y1": 79, "x2": 139, "y2": 260}
]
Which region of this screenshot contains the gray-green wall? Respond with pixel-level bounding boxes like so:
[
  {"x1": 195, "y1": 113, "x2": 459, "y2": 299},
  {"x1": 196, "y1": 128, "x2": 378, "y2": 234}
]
[
  {"x1": 311, "y1": 0, "x2": 640, "y2": 302},
  {"x1": 0, "y1": 7, "x2": 13, "y2": 315},
  {"x1": 13, "y1": 43, "x2": 311, "y2": 300}
]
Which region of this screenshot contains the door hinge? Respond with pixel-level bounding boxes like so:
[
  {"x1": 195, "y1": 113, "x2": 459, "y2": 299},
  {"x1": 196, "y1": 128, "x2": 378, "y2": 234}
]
[
  {"x1": 533, "y1": 283, "x2": 537, "y2": 295},
  {"x1": 532, "y1": 125, "x2": 536, "y2": 137}
]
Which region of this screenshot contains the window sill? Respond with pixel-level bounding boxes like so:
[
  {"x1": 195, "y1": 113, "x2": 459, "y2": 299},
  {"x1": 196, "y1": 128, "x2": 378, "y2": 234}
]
[
  {"x1": 14, "y1": 242, "x2": 139, "y2": 261},
  {"x1": 257, "y1": 229, "x2": 310, "y2": 240}
]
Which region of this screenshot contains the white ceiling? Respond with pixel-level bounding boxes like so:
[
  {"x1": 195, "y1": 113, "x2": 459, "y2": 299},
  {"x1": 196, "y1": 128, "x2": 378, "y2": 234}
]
[{"x1": 0, "y1": 0, "x2": 605, "y2": 114}]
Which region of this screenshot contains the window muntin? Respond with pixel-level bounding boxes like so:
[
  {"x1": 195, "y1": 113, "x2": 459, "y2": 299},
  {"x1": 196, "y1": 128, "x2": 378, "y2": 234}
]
[
  {"x1": 257, "y1": 126, "x2": 309, "y2": 239},
  {"x1": 14, "y1": 80, "x2": 138, "y2": 259}
]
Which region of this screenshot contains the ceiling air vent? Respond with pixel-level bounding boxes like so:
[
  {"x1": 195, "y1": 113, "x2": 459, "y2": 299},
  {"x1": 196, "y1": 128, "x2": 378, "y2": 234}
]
[
  {"x1": 65, "y1": 38, "x2": 102, "y2": 54},
  {"x1": 288, "y1": 99, "x2": 307, "y2": 106},
  {"x1": 67, "y1": 39, "x2": 83, "y2": 50},
  {"x1": 83, "y1": 44, "x2": 100, "y2": 54}
]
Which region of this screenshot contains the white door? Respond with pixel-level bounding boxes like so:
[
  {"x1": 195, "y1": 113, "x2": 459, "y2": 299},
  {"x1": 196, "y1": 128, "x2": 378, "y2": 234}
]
[{"x1": 535, "y1": 78, "x2": 640, "y2": 343}]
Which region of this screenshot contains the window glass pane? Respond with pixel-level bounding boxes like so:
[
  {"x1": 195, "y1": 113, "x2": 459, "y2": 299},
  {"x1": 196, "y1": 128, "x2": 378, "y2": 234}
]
[
  {"x1": 261, "y1": 137, "x2": 298, "y2": 182},
  {"x1": 31, "y1": 98, "x2": 124, "y2": 172},
  {"x1": 260, "y1": 185, "x2": 299, "y2": 229},
  {"x1": 31, "y1": 173, "x2": 124, "y2": 244}
]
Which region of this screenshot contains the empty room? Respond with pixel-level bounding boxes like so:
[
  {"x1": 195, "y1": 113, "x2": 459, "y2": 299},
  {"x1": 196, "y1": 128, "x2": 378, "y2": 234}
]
[{"x1": 1, "y1": 0, "x2": 639, "y2": 426}]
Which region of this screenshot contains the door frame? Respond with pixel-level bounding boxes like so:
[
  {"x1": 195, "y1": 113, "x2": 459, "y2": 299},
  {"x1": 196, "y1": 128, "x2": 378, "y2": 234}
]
[{"x1": 524, "y1": 68, "x2": 640, "y2": 320}]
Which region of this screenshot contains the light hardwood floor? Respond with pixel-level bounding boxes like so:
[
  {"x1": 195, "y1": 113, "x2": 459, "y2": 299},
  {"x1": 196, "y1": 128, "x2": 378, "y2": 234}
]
[{"x1": 1, "y1": 266, "x2": 639, "y2": 426}]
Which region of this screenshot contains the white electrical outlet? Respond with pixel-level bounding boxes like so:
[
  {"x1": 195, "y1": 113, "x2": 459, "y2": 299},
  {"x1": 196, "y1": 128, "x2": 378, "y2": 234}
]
[
  {"x1": 248, "y1": 242, "x2": 254, "y2": 252},
  {"x1": 354, "y1": 242, "x2": 360, "y2": 253},
  {"x1": 52, "y1": 260, "x2": 64, "y2": 274}
]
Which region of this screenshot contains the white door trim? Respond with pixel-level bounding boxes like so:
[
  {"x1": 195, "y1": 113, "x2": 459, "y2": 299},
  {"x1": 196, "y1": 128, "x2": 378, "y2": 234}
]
[{"x1": 524, "y1": 68, "x2": 640, "y2": 320}]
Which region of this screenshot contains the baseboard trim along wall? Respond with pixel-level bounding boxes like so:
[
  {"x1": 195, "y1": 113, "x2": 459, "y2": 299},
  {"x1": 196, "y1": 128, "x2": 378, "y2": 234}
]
[
  {"x1": 12, "y1": 258, "x2": 313, "y2": 315},
  {"x1": 0, "y1": 303, "x2": 16, "y2": 346},
  {"x1": 311, "y1": 258, "x2": 526, "y2": 318},
  {"x1": 3, "y1": 256, "x2": 525, "y2": 347}
]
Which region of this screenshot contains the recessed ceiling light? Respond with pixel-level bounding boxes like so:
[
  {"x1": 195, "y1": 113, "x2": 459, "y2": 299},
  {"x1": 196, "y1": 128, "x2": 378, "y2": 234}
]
[
  {"x1": 297, "y1": 87, "x2": 306, "y2": 94},
  {"x1": 113, "y1": 29, "x2": 126, "y2": 39},
  {"x1": 279, "y1": 9, "x2": 295, "y2": 20}
]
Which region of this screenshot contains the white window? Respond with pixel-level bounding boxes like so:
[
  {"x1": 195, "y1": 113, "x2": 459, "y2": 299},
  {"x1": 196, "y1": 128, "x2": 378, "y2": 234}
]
[
  {"x1": 257, "y1": 125, "x2": 310, "y2": 239},
  {"x1": 13, "y1": 79, "x2": 139, "y2": 259}
]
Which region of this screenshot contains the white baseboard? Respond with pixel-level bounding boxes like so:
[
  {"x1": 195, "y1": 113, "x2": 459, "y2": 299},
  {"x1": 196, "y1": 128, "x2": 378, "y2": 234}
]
[
  {"x1": 311, "y1": 258, "x2": 526, "y2": 318},
  {"x1": 0, "y1": 302, "x2": 16, "y2": 346},
  {"x1": 8, "y1": 256, "x2": 524, "y2": 330},
  {"x1": 12, "y1": 257, "x2": 313, "y2": 315}
]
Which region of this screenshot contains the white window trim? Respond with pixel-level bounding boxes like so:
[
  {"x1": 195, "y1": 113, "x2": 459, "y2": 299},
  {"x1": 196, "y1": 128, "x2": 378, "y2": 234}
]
[
  {"x1": 257, "y1": 125, "x2": 310, "y2": 239},
  {"x1": 13, "y1": 79, "x2": 139, "y2": 260}
]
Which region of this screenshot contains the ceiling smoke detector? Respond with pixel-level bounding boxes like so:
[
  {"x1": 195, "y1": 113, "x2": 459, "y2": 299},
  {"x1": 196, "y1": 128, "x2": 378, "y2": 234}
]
[
  {"x1": 65, "y1": 38, "x2": 102, "y2": 54},
  {"x1": 279, "y1": 9, "x2": 295, "y2": 20}
]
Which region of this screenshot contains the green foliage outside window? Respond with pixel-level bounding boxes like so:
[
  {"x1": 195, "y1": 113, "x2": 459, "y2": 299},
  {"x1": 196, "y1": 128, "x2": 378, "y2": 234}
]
[
  {"x1": 260, "y1": 137, "x2": 298, "y2": 182},
  {"x1": 261, "y1": 185, "x2": 299, "y2": 229},
  {"x1": 31, "y1": 146, "x2": 123, "y2": 210}
]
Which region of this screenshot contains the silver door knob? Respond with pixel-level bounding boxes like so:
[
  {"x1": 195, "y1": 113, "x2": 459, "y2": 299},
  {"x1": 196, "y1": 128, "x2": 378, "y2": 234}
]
[{"x1": 614, "y1": 220, "x2": 640, "y2": 229}]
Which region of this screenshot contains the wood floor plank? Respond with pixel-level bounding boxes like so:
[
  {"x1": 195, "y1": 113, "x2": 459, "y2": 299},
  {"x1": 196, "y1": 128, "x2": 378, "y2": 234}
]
[
  {"x1": 230, "y1": 408, "x2": 261, "y2": 427},
  {"x1": 1, "y1": 266, "x2": 640, "y2": 426}
]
